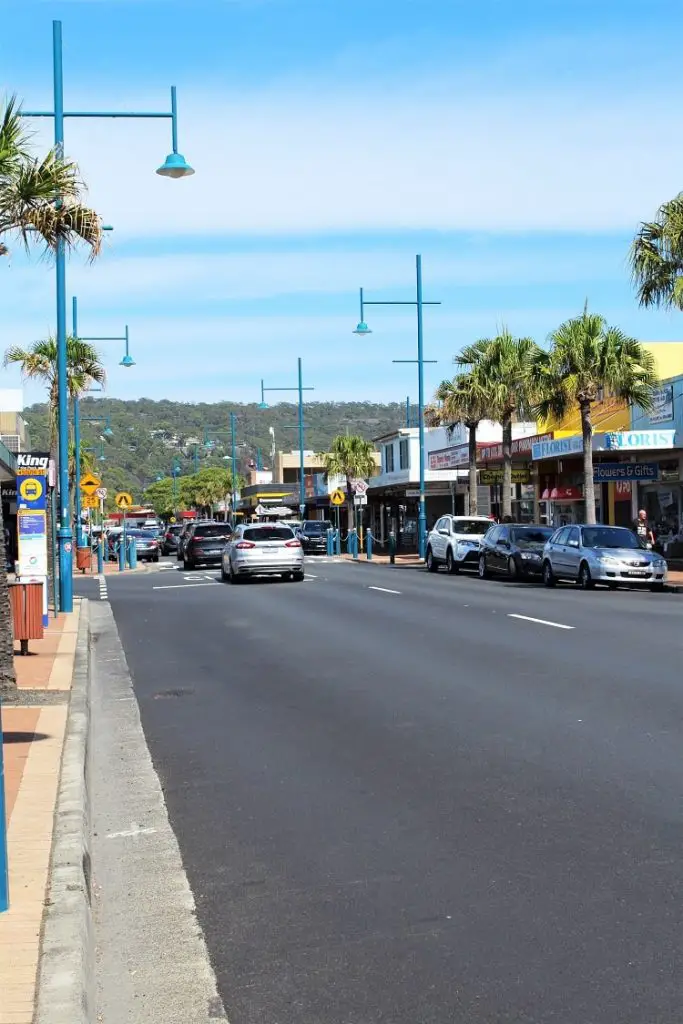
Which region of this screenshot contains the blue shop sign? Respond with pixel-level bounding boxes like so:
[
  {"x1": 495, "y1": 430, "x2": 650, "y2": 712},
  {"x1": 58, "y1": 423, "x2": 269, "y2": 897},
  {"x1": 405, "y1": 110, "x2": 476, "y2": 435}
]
[
  {"x1": 532, "y1": 436, "x2": 584, "y2": 460},
  {"x1": 604, "y1": 429, "x2": 676, "y2": 450},
  {"x1": 593, "y1": 462, "x2": 659, "y2": 482}
]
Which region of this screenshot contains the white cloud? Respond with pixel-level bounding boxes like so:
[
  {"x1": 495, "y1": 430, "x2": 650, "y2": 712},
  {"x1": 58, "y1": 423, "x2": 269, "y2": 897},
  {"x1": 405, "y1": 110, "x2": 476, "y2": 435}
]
[{"x1": 9, "y1": 70, "x2": 683, "y2": 241}]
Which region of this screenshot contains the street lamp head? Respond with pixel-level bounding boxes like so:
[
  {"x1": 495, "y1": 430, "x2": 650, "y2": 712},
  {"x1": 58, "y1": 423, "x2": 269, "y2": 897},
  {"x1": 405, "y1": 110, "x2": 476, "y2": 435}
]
[
  {"x1": 156, "y1": 152, "x2": 195, "y2": 178},
  {"x1": 353, "y1": 321, "x2": 372, "y2": 336},
  {"x1": 98, "y1": 454, "x2": 106, "y2": 462},
  {"x1": 258, "y1": 400, "x2": 269, "y2": 410},
  {"x1": 103, "y1": 426, "x2": 113, "y2": 437},
  {"x1": 119, "y1": 353, "x2": 136, "y2": 368}
]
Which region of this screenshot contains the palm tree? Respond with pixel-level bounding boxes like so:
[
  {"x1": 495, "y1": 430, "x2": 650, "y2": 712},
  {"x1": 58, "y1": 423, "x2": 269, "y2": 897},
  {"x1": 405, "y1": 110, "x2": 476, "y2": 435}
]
[
  {"x1": 426, "y1": 373, "x2": 489, "y2": 515},
  {"x1": 320, "y1": 435, "x2": 377, "y2": 530},
  {"x1": 0, "y1": 94, "x2": 103, "y2": 693},
  {"x1": 630, "y1": 193, "x2": 683, "y2": 309},
  {"x1": 0, "y1": 95, "x2": 102, "y2": 258},
  {"x1": 5, "y1": 336, "x2": 106, "y2": 446},
  {"x1": 3, "y1": 338, "x2": 105, "y2": 665},
  {"x1": 533, "y1": 307, "x2": 659, "y2": 524},
  {"x1": 456, "y1": 330, "x2": 541, "y2": 519}
]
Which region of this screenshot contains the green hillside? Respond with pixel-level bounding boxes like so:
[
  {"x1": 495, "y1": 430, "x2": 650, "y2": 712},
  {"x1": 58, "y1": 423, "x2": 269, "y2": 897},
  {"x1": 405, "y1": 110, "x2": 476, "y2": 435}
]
[{"x1": 23, "y1": 397, "x2": 410, "y2": 502}]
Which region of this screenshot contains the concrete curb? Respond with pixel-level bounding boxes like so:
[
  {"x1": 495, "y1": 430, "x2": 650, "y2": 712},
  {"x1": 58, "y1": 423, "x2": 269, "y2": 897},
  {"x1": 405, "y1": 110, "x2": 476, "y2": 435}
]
[{"x1": 34, "y1": 600, "x2": 93, "y2": 1024}]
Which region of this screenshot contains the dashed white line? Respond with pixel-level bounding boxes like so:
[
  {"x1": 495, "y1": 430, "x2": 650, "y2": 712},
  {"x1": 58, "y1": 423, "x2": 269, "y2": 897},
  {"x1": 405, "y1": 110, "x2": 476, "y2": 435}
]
[
  {"x1": 96, "y1": 573, "x2": 108, "y2": 601},
  {"x1": 508, "y1": 613, "x2": 574, "y2": 630},
  {"x1": 106, "y1": 827, "x2": 158, "y2": 839},
  {"x1": 368, "y1": 586, "x2": 401, "y2": 595}
]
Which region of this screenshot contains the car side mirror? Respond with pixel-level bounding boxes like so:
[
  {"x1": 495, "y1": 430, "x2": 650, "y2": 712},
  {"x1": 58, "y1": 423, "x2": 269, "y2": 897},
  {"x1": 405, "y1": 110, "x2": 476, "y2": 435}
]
[
  {"x1": 438, "y1": 528, "x2": 449, "y2": 535},
  {"x1": 501, "y1": 539, "x2": 510, "y2": 548},
  {"x1": 568, "y1": 540, "x2": 579, "y2": 548}
]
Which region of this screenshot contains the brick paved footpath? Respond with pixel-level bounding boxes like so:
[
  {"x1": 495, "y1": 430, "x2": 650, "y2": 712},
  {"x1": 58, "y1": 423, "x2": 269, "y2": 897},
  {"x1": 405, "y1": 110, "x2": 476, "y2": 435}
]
[{"x1": 0, "y1": 602, "x2": 80, "y2": 1024}]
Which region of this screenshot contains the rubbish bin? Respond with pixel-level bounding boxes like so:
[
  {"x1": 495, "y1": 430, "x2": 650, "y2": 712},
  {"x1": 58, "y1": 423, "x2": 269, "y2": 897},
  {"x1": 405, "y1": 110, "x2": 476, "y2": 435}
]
[
  {"x1": 76, "y1": 546, "x2": 91, "y2": 573},
  {"x1": 8, "y1": 582, "x2": 44, "y2": 655}
]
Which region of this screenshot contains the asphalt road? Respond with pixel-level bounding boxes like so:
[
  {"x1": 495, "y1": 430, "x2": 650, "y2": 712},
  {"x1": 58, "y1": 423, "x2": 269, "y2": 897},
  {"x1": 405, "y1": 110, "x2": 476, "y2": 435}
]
[{"x1": 97, "y1": 558, "x2": 683, "y2": 1024}]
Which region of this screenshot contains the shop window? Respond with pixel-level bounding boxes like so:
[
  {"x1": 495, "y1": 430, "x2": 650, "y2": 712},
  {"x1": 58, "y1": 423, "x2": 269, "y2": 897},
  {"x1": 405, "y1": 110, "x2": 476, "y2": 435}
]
[
  {"x1": 383, "y1": 444, "x2": 395, "y2": 473},
  {"x1": 399, "y1": 439, "x2": 409, "y2": 470}
]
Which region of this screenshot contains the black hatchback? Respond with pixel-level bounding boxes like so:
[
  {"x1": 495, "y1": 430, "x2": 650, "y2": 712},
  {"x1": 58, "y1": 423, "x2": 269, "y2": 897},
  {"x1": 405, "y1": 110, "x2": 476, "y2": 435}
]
[
  {"x1": 478, "y1": 524, "x2": 555, "y2": 580},
  {"x1": 183, "y1": 522, "x2": 232, "y2": 569},
  {"x1": 298, "y1": 520, "x2": 332, "y2": 554}
]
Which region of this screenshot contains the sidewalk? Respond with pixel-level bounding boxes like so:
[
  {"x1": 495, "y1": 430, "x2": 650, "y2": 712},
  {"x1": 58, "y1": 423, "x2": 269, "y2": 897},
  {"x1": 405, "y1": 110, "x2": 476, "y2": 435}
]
[{"x1": 0, "y1": 603, "x2": 80, "y2": 1024}]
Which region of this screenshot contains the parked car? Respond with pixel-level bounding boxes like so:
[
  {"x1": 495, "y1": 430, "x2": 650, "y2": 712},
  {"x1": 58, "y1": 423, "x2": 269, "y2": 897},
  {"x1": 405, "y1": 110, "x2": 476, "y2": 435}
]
[
  {"x1": 222, "y1": 523, "x2": 304, "y2": 583},
  {"x1": 478, "y1": 524, "x2": 555, "y2": 580},
  {"x1": 106, "y1": 527, "x2": 123, "y2": 561},
  {"x1": 426, "y1": 515, "x2": 493, "y2": 574},
  {"x1": 542, "y1": 524, "x2": 668, "y2": 591},
  {"x1": 298, "y1": 520, "x2": 332, "y2": 554},
  {"x1": 161, "y1": 524, "x2": 183, "y2": 555},
  {"x1": 128, "y1": 529, "x2": 160, "y2": 563},
  {"x1": 183, "y1": 521, "x2": 232, "y2": 569}
]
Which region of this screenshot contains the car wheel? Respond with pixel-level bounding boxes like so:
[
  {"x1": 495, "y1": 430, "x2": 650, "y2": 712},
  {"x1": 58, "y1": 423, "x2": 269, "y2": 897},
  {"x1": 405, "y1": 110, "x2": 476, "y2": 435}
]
[
  {"x1": 507, "y1": 556, "x2": 518, "y2": 579},
  {"x1": 650, "y1": 582, "x2": 665, "y2": 593},
  {"x1": 220, "y1": 564, "x2": 229, "y2": 582},
  {"x1": 183, "y1": 558, "x2": 193, "y2": 570},
  {"x1": 153, "y1": 554, "x2": 159, "y2": 563},
  {"x1": 542, "y1": 561, "x2": 556, "y2": 588},
  {"x1": 478, "y1": 555, "x2": 488, "y2": 579},
  {"x1": 607, "y1": 582, "x2": 618, "y2": 590},
  {"x1": 229, "y1": 563, "x2": 242, "y2": 584},
  {"x1": 578, "y1": 562, "x2": 594, "y2": 590},
  {"x1": 292, "y1": 571, "x2": 305, "y2": 582},
  {"x1": 426, "y1": 547, "x2": 437, "y2": 573},
  {"x1": 446, "y1": 548, "x2": 459, "y2": 575}
]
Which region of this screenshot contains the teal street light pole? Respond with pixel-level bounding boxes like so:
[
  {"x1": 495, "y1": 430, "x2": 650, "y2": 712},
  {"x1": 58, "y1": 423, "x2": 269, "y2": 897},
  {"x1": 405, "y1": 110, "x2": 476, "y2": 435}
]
[
  {"x1": 72, "y1": 296, "x2": 132, "y2": 546},
  {"x1": 353, "y1": 255, "x2": 440, "y2": 559},
  {"x1": 259, "y1": 359, "x2": 315, "y2": 518},
  {"x1": 171, "y1": 458, "x2": 182, "y2": 514},
  {"x1": 22, "y1": 20, "x2": 194, "y2": 615}
]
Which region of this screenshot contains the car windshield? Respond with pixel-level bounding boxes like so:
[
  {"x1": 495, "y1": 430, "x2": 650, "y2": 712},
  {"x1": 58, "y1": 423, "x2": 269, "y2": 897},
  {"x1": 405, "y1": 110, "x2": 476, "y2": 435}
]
[
  {"x1": 511, "y1": 527, "x2": 554, "y2": 548},
  {"x1": 304, "y1": 522, "x2": 331, "y2": 535},
  {"x1": 581, "y1": 527, "x2": 640, "y2": 550},
  {"x1": 453, "y1": 519, "x2": 490, "y2": 535},
  {"x1": 194, "y1": 525, "x2": 231, "y2": 538},
  {"x1": 168, "y1": 526, "x2": 182, "y2": 535},
  {"x1": 128, "y1": 530, "x2": 155, "y2": 539},
  {"x1": 244, "y1": 527, "x2": 293, "y2": 542}
]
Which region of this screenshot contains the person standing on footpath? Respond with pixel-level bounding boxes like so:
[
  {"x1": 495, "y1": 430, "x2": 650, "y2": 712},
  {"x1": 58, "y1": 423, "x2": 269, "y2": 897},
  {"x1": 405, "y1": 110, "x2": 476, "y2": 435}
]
[{"x1": 632, "y1": 508, "x2": 655, "y2": 548}]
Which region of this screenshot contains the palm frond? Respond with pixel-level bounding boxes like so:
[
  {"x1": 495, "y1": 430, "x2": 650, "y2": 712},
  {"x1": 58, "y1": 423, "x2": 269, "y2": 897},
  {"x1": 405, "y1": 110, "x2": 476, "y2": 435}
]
[{"x1": 630, "y1": 192, "x2": 683, "y2": 309}]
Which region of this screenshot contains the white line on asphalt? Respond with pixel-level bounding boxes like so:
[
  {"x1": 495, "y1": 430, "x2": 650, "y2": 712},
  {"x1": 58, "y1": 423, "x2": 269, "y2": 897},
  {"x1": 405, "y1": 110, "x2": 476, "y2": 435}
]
[
  {"x1": 368, "y1": 586, "x2": 401, "y2": 595},
  {"x1": 508, "y1": 613, "x2": 574, "y2": 630},
  {"x1": 305, "y1": 574, "x2": 318, "y2": 579},
  {"x1": 152, "y1": 582, "x2": 219, "y2": 590}
]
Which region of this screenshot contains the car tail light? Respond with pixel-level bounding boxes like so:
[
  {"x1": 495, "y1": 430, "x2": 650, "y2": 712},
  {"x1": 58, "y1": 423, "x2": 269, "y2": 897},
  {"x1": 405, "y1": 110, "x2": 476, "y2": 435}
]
[
  {"x1": 235, "y1": 541, "x2": 256, "y2": 549},
  {"x1": 285, "y1": 539, "x2": 301, "y2": 548}
]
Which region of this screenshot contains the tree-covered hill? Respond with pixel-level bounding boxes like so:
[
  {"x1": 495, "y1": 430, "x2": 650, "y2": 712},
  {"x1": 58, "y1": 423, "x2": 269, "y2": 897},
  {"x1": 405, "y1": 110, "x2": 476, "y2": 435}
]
[{"x1": 23, "y1": 397, "x2": 409, "y2": 502}]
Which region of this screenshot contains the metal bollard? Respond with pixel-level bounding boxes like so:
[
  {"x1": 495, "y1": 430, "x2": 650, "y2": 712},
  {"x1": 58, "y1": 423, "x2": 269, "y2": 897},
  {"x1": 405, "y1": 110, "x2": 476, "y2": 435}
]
[
  {"x1": 352, "y1": 529, "x2": 359, "y2": 560},
  {"x1": 366, "y1": 529, "x2": 373, "y2": 560},
  {"x1": 326, "y1": 528, "x2": 334, "y2": 556},
  {"x1": 97, "y1": 538, "x2": 104, "y2": 575},
  {"x1": 335, "y1": 529, "x2": 341, "y2": 557},
  {"x1": 118, "y1": 537, "x2": 126, "y2": 572},
  {"x1": 127, "y1": 535, "x2": 138, "y2": 569},
  {"x1": 388, "y1": 530, "x2": 396, "y2": 565}
]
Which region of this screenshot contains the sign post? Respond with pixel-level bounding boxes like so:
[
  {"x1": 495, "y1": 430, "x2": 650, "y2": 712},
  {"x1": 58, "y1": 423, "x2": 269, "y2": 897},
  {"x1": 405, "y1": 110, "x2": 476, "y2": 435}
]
[{"x1": 15, "y1": 453, "x2": 50, "y2": 626}]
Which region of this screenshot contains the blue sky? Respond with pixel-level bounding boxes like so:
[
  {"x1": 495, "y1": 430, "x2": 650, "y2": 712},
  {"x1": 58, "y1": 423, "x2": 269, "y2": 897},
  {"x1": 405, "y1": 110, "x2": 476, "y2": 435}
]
[{"x1": 2, "y1": 0, "x2": 683, "y2": 407}]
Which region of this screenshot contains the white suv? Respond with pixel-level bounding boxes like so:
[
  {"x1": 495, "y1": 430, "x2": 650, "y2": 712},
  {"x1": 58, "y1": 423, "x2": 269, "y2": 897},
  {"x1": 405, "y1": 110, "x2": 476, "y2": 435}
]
[{"x1": 426, "y1": 515, "x2": 492, "y2": 574}]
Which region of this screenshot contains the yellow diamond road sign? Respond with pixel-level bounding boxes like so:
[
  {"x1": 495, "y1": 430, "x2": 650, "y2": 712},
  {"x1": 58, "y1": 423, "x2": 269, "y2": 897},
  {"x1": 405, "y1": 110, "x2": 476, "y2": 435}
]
[
  {"x1": 115, "y1": 492, "x2": 133, "y2": 509},
  {"x1": 330, "y1": 489, "x2": 345, "y2": 506},
  {"x1": 82, "y1": 494, "x2": 99, "y2": 509},
  {"x1": 80, "y1": 472, "x2": 101, "y2": 496}
]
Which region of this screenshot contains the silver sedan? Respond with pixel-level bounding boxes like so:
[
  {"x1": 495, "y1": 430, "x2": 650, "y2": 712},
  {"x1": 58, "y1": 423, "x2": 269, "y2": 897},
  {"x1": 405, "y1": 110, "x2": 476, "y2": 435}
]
[
  {"x1": 222, "y1": 523, "x2": 305, "y2": 583},
  {"x1": 542, "y1": 524, "x2": 667, "y2": 591}
]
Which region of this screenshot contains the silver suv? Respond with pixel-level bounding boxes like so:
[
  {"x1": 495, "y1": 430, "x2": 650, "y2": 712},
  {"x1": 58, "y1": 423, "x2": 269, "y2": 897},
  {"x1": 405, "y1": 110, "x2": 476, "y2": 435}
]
[
  {"x1": 222, "y1": 522, "x2": 304, "y2": 583},
  {"x1": 426, "y1": 515, "x2": 492, "y2": 574}
]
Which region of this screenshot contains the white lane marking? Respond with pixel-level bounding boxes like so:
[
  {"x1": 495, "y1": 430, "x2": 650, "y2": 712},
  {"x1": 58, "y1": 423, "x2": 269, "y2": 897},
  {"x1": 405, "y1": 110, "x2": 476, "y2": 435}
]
[
  {"x1": 508, "y1": 613, "x2": 574, "y2": 630},
  {"x1": 368, "y1": 586, "x2": 401, "y2": 595},
  {"x1": 96, "y1": 573, "x2": 108, "y2": 601},
  {"x1": 106, "y1": 827, "x2": 158, "y2": 839},
  {"x1": 304, "y1": 574, "x2": 318, "y2": 579},
  {"x1": 152, "y1": 582, "x2": 219, "y2": 590}
]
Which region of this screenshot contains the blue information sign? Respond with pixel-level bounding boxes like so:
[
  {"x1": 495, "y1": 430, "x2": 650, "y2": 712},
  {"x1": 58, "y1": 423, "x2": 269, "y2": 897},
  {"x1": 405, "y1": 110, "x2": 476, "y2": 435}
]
[{"x1": 593, "y1": 462, "x2": 659, "y2": 482}]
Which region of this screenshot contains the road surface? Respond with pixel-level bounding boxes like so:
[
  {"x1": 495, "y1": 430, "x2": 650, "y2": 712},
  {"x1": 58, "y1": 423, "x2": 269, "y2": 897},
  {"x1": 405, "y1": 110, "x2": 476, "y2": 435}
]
[{"x1": 81, "y1": 558, "x2": 683, "y2": 1024}]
